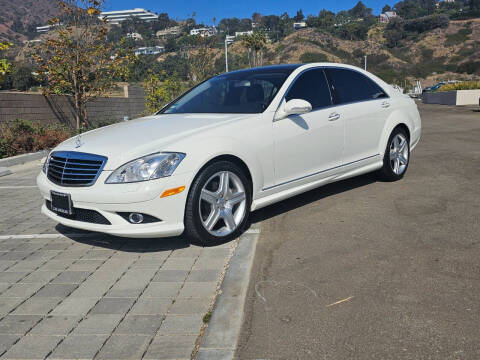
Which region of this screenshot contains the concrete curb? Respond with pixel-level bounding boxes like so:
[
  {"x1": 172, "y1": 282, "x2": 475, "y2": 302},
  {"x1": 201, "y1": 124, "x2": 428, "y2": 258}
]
[
  {"x1": 197, "y1": 225, "x2": 260, "y2": 360},
  {"x1": 0, "y1": 149, "x2": 49, "y2": 169}
]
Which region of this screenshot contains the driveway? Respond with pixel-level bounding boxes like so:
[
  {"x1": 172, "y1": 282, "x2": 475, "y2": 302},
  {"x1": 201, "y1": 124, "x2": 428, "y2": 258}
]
[
  {"x1": 0, "y1": 165, "x2": 237, "y2": 359},
  {"x1": 236, "y1": 103, "x2": 480, "y2": 359}
]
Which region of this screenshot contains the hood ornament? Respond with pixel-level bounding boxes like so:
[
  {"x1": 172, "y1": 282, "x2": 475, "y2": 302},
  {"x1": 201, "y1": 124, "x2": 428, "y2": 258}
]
[{"x1": 75, "y1": 133, "x2": 83, "y2": 148}]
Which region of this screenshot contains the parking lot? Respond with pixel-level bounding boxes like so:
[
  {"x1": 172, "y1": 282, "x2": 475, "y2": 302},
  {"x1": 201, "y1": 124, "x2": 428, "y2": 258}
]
[
  {"x1": 237, "y1": 103, "x2": 480, "y2": 359},
  {"x1": 0, "y1": 102, "x2": 479, "y2": 359},
  {"x1": 0, "y1": 166, "x2": 236, "y2": 359}
]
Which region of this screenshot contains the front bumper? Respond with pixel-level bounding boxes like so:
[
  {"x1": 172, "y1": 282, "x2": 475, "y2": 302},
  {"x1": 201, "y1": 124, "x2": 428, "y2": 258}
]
[{"x1": 37, "y1": 170, "x2": 193, "y2": 238}]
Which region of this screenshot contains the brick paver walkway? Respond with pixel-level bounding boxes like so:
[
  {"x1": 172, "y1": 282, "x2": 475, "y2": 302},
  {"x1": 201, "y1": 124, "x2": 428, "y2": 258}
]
[{"x1": 0, "y1": 164, "x2": 235, "y2": 359}]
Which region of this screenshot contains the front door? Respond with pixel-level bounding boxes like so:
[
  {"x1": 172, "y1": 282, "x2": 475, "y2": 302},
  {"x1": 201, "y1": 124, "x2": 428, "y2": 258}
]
[{"x1": 273, "y1": 68, "x2": 344, "y2": 186}]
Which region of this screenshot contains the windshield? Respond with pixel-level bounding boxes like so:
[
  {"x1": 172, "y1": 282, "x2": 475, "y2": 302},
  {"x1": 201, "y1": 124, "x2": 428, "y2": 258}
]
[{"x1": 160, "y1": 67, "x2": 297, "y2": 114}]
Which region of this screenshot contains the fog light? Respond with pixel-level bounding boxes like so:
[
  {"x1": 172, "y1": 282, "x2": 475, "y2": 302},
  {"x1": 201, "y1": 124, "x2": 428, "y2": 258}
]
[{"x1": 128, "y1": 213, "x2": 144, "y2": 224}]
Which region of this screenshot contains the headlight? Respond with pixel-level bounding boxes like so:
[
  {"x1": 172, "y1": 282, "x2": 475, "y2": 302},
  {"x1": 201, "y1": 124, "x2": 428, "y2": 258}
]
[{"x1": 105, "y1": 152, "x2": 185, "y2": 184}]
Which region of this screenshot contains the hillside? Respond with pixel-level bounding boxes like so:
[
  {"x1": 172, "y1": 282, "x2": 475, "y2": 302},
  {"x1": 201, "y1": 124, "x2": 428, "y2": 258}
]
[
  {"x1": 224, "y1": 18, "x2": 480, "y2": 87},
  {"x1": 0, "y1": 0, "x2": 61, "y2": 42}
]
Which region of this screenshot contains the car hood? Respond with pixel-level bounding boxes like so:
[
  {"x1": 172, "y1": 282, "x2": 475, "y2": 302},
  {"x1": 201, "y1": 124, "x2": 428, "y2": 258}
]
[{"x1": 55, "y1": 113, "x2": 251, "y2": 170}]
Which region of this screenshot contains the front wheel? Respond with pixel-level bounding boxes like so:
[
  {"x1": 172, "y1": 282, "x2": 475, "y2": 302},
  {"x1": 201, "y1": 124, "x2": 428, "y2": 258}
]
[
  {"x1": 378, "y1": 128, "x2": 410, "y2": 182},
  {"x1": 184, "y1": 161, "x2": 251, "y2": 246}
]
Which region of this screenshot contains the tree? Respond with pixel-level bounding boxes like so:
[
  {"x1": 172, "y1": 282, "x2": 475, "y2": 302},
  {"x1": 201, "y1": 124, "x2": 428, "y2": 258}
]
[
  {"x1": 189, "y1": 38, "x2": 215, "y2": 83},
  {"x1": 34, "y1": 0, "x2": 133, "y2": 129},
  {"x1": 242, "y1": 32, "x2": 267, "y2": 67},
  {"x1": 300, "y1": 52, "x2": 328, "y2": 63},
  {"x1": 393, "y1": 0, "x2": 436, "y2": 19},
  {"x1": 11, "y1": 20, "x2": 24, "y2": 34},
  {"x1": 470, "y1": 0, "x2": 480, "y2": 11},
  {"x1": 0, "y1": 42, "x2": 12, "y2": 83},
  {"x1": 252, "y1": 12, "x2": 263, "y2": 26},
  {"x1": 404, "y1": 14, "x2": 449, "y2": 33},
  {"x1": 382, "y1": 5, "x2": 392, "y2": 12},
  {"x1": 349, "y1": 1, "x2": 373, "y2": 18},
  {"x1": 142, "y1": 72, "x2": 184, "y2": 113},
  {"x1": 12, "y1": 66, "x2": 37, "y2": 91},
  {"x1": 384, "y1": 17, "x2": 407, "y2": 47},
  {"x1": 318, "y1": 9, "x2": 335, "y2": 29},
  {"x1": 294, "y1": 9, "x2": 305, "y2": 22}
]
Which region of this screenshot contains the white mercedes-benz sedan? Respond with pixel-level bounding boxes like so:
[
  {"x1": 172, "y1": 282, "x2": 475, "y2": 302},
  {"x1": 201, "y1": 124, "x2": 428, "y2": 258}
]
[{"x1": 37, "y1": 63, "x2": 421, "y2": 245}]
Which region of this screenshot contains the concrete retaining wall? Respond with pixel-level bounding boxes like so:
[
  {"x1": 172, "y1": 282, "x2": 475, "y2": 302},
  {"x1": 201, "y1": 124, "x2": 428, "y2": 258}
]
[
  {"x1": 423, "y1": 89, "x2": 480, "y2": 106},
  {"x1": 0, "y1": 86, "x2": 146, "y2": 127}
]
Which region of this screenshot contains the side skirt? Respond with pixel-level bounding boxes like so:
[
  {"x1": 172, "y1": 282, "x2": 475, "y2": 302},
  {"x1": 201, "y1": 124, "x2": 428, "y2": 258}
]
[{"x1": 251, "y1": 159, "x2": 383, "y2": 211}]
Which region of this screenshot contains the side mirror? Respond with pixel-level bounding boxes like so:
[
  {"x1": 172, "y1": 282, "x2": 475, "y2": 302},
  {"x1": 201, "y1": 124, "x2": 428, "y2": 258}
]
[{"x1": 274, "y1": 99, "x2": 312, "y2": 120}]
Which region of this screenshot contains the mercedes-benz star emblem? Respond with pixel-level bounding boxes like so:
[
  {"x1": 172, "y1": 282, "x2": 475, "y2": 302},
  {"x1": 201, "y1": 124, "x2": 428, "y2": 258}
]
[{"x1": 75, "y1": 134, "x2": 83, "y2": 148}]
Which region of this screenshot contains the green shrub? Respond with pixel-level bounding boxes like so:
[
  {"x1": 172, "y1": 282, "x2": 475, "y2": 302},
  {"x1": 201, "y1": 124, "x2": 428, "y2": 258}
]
[
  {"x1": 438, "y1": 81, "x2": 480, "y2": 91},
  {"x1": 458, "y1": 46, "x2": 475, "y2": 58},
  {"x1": 445, "y1": 27, "x2": 472, "y2": 46},
  {"x1": 404, "y1": 14, "x2": 449, "y2": 33},
  {"x1": 299, "y1": 52, "x2": 328, "y2": 63},
  {"x1": 0, "y1": 119, "x2": 74, "y2": 159},
  {"x1": 456, "y1": 61, "x2": 480, "y2": 75}
]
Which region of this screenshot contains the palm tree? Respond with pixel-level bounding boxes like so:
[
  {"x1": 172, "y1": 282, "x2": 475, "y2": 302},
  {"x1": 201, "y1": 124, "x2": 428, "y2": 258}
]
[{"x1": 242, "y1": 32, "x2": 267, "y2": 67}]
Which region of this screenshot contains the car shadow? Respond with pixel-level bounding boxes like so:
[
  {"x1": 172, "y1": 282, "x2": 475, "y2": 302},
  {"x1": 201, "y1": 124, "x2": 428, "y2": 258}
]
[
  {"x1": 55, "y1": 224, "x2": 190, "y2": 252},
  {"x1": 249, "y1": 172, "x2": 378, "y2": 224},
  {"x1": 55, "y1": 172, "x2": 378, "y2": 250}
]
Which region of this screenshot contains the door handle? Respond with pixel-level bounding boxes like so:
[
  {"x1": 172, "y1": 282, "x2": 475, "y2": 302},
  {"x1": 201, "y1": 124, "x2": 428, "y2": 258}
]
[
  {"x1": 328, "y1": 112, "x2": 340, "y2": 121},
  {"x1": 381, "y1": 101, "x2": 390, "y2": 108}
]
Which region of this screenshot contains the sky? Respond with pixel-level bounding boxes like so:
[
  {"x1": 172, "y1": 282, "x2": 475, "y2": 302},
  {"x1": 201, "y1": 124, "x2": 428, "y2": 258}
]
[{"x1": 103, "y1": 0, "x2": 398, "y2": 25}]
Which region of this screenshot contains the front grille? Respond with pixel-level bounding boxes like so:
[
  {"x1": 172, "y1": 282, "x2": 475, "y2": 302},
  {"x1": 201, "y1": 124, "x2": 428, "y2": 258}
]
[
  {"x1": 47, "y1": 151, "x2": 107, "y2": 187},
  {"x1": 46, "y1": 200, "x2": 111, "y2": 225}
]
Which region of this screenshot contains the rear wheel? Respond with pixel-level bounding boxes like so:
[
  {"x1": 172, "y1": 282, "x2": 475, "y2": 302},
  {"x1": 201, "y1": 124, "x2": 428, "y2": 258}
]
[
  {"x1": 184, "y1": 161, "x2": 251, "y2": 246},
  {"x1": 378, "y1": 127, "x2": 410, "y2": 181}
]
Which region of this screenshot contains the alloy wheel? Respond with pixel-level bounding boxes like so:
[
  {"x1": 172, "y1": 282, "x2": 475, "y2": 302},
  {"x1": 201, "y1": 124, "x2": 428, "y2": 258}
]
[
  {"x1": 199, "y1": 171, "x2": 247, "y2": 237},
  {"x1": 389, "y1": 133, "x2": 409, "y2": 175}
]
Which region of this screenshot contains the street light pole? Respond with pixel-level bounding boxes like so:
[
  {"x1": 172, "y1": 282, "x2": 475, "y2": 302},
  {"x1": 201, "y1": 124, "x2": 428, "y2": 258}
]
[
  {"x1": 224, "y1": 35, "x2": 235, "y2": 73},
  {"x1": 225, "y1": 38, "x2": 229, "y2": 73},
  {"x1": 364, "y1": 55, "x2": 367, "y2": 71}
]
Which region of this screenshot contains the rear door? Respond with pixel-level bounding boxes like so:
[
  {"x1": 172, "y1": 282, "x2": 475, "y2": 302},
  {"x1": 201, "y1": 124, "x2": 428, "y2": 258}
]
[{"x1": 324, "y1": 68, "x2": 391, "y2": 165}]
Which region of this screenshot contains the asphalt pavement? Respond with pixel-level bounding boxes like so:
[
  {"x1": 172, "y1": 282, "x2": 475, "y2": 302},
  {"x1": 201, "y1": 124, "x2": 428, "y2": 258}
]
[{"x1": 236, "y1": 103, "x2": 480, "y2": 360}]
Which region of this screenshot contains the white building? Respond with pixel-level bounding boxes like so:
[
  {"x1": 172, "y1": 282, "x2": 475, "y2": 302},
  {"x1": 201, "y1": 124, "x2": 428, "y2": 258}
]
[
  {"x1": 293, "y1": 22, "x2": 307, "y2": 30},
  {"x1": 134, "y1": 46, "x2": 165, "y2": 56},
  {"x1": 190, "y1": 27, "x2": 217, "y2": 37},
  {"x1": 99, "y1": 8, "x2": 158, "y2": 24},
  {"x1": 156, "y1": 26, "x2": 182, "y2": 38},
  {"x1": 127, "y1": 32, "x2": 143, "y2": 41},
  {"x1": 379, "y1": 11, "x2": 398, "y2": 23},
  {"x1": 235, "y1": 30, "x2": 253, "y2": 38}
]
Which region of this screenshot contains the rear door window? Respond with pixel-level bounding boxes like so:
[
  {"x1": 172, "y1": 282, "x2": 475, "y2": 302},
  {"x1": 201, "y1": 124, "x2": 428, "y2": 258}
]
[{"x1": 325, "y1": 68, "x2": 388, "y2": 105}]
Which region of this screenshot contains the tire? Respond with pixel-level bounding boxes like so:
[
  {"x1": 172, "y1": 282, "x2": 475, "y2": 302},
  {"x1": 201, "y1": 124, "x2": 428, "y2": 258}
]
[
  {"x1": 184, "y1": 160, "x2": 251, "y2": 246},
  {"x1": 378, "y1": 127, "x2": 410, "y2": 182}
]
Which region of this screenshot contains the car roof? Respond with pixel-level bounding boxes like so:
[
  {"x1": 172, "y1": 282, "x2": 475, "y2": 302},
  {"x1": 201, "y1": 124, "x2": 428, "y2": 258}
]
[{"x1": 226, "y1": 64, "x2": 303, "y2": 75}]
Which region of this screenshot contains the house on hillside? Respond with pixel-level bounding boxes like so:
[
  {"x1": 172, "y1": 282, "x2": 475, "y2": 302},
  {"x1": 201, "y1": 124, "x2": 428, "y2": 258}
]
[
  {"x1": 235, "y1": 30, "x2": 253, "y2": 38},
  {"x1": 293, "y1": 22, "x2": 307, "y2": 30},
  {"x1": 134, "y1": 46, "x2": 164, "y2": 56},
  {"x1": 156, "y1": 26, "x2": 182, "y2": 38},
  {"x1": 127, "y1": 32, "x2": 143, "y2": 41},
  {"x1": 190, "y1": 27, "x2": 217, "y2": 37},
  {"x1": 379, "y1": 11, "x2": 398, "y2": 23}
]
